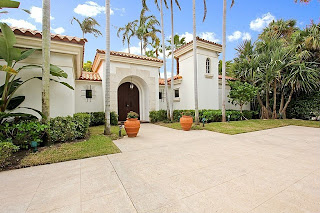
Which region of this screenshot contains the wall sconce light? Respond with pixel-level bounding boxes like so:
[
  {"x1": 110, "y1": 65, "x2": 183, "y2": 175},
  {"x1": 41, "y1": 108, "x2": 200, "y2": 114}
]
[{"x1": 130, "y1": 77, "x2": 134, "y2": 90}]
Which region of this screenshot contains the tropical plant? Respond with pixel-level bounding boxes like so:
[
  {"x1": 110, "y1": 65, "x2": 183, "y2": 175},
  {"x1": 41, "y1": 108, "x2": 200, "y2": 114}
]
[
  {"x1": 127, "y1": 111, "x2": 139, "y2": 119},
  {"x1": 83, "y1": 61, "x2": 93, "y2": 72},
  {"x1": 71, "y1": 17, "x2": 102, "y2": 39},
  {"x1": 218, "y1": 60, "x2": 233, "y2": 76},
  {"x1": 0, "y1": 0, "x2": 30, "y2": 15},
  {"x1": 228, "y1": 81, "x2": 257, "y2": 116},
  {"x1": 0, "y1": 141, "x2": 19, "y2": 168},
  {"x1": 166, "y1": 34, "x2": 185, "y2": 56},
  {"x1": 0, "y1": 23, "x2": 73, "y2": 116},
  {"x1": 134, "y1": 7, "x2": 160, "y2": 55},
  {"x1": 117, "y1": 21, "x2": 137, "y2": 54},
  {"x1": 104, "y1": 0, "x2": 111, "y2": 135}
]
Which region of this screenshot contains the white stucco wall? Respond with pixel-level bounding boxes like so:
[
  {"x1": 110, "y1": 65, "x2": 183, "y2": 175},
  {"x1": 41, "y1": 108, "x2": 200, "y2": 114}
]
[
  {"x1": 75, "y1": 80, "x2": 103, "y2": 113},
  {"x1": 0, "y1": 51, "x2": 76, "y2": 118},
  {"x1": 97, "y1": 58, "x2": 160, "y2": 121}
]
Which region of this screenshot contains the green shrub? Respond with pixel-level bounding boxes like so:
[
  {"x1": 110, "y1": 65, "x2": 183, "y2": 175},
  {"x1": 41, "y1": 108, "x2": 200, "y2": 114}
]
[
  {"x1": 287, "y1": 91, "x2": 320, "y2": 120},
  {"x1": 150, "y1": 109, "x2": 257, "y2": 123},
  {"x1": 0, "y1": 142, "x2": 19, "y2": 168},
  {"x1": 86, "y1": 112, "x2": 118, "y2": 126},
  {"x1": 0, "y1": 120, "x2": 47, "y2": 149},
  {"x1": 49, "y1": 113, "x2": 90, "y2": 143}
]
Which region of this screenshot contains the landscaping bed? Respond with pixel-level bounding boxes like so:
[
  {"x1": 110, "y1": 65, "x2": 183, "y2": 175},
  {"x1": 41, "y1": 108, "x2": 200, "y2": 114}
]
[
  {"x1": 157, "y1": 119, "x2": 320, "y2": 135},
  {"x1": 0, "y1": 125, "x2": 125, "y2": 171}
]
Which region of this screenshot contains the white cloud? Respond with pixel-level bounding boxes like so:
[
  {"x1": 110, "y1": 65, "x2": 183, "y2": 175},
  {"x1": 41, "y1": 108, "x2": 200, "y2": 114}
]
[
  {"x1": 228, "y1": 31, "x2": 242, "y2": 42},
  {"x1": 121, "y1": 42, "x2": 149, "y2": 55},
  {"x1": 228, "y1": 31, "x2": 251, "y2": 42},
  {"x1": 0, "y1": 18, "x2": 36, "y2": 30},
  {"x1": 242, "y1": 32, "x2": 251, "y2": 40},
  {"x1": 180, "y1": 32, "x2": 220, "y2": 43},
  {"x1": 52, "y1": 27, "x2": 65, "y2": 34},
  {"x1": 250, "y1": 12, "x2": 275, "y2": 31},
  {"x1": 30, "y1": 6, "x2": 54, "y2": 23},
  {"x1": 74, "y1": 1, "x2": 113, "y2": 17}
]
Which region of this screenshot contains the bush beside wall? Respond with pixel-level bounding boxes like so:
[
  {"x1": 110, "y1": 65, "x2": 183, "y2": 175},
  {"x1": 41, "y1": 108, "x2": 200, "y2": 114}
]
[
  {"x1": 0, "y1": 142, "x2": 19, "y2": 168},
  {"x1": 149, "y1": 109, "x2": 258, "y2": 123},
  {"x1": 86, "y1": 112, "x2": 118, "y2": 126}
]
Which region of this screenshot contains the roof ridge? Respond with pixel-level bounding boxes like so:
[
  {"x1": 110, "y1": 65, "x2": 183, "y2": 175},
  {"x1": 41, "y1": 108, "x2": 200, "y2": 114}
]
[
  {"x1": 174, "y1": 36, "x2": 222, "y2": 54},
  {"x1": 96, "y1": 49, "x2": 163, "y2": 63}
]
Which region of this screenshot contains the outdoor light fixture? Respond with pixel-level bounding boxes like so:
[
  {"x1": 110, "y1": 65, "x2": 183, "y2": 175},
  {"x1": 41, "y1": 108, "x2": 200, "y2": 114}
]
[
  {"x1": 202, "y1": 118, "x2": 206, "y2": 127},
  {"x1": 130, "y1": 77, "x2": 134, "y2": 90},
  {"x1": 227, "y1": 115, "x2": 231, "y2": 122},
  {"x1": 30, "y1": 141, "x2": 38, "y2": 152},
  {"x1": 119, "y1": 124, "x2": 122, "y2": 137}
]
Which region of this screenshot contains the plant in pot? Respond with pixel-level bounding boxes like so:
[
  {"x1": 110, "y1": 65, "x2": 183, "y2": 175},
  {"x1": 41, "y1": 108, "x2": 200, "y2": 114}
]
[
  {"x1": 124, "y1": 111, "x2": 140, "y2": 137},
  {"x1": 180, "y1": 111, "x2": 193, "y2": 131}
]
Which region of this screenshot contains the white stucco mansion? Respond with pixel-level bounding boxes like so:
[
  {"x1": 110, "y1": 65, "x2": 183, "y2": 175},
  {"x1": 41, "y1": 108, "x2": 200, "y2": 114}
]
[{"x1": 0, "y1": 28, "x2": 248, "y2": 122}]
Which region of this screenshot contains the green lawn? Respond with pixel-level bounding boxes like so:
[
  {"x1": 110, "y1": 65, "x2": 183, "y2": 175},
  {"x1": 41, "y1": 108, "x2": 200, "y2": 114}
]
[
  {"x1": 20, "y1": 126, "x2": 125, "y2": 167},
  {"x1": 158, "y1": 119, "x2": 320, "y2": 135}
]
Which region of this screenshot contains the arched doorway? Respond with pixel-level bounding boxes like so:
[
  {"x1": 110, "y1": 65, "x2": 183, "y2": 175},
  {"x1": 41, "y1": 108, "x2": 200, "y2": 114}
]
[{"x1": 117, "y1": 82, "x2": 140, "y2": 121}]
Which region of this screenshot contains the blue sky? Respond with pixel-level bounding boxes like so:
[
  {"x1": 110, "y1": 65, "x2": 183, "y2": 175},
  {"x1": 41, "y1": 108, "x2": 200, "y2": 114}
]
[{"x1": 0, "y1": 0, "x2": 319, "y2": 77}]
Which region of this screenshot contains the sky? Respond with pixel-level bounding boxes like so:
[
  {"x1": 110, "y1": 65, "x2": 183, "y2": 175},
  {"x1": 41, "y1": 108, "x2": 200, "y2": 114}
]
[{"x1": 0, "y1": 0, "x2": 319, "y2": 77}]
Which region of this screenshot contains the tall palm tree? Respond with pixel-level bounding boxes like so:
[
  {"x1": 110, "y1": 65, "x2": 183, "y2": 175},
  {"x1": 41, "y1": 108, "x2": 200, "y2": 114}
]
[
  {"x1": 166, "y1": 34, "x2": 186, "y2": 56},
  {"x1": 42, "y1": 0, "x2": 51, "y2": 144},
  {"x1": 192, "y1": 0, "x2": 207, "y2": 124},
  {"x1": 169, "y1": 0, "x2": 181, "y2": 121},
  {"x1": 104, "y1": 0, "x2": 111, "y2": 135},
  {"x1": 135, "y1": 7, "x2": 160, "y2": 55},
  {"x1": 221, "y1": 0, "x2": 235, "y2": 122},
  {"x1": 71, "y1": 17, "x2": 102, "y2": 39},
  {"x1": 117, "y1": 21, "x2": 137, "y2": 53}
]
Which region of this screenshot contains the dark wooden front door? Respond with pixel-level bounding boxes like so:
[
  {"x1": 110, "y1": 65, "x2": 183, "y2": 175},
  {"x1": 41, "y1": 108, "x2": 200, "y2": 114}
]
[{"x1": 118, "y1": 82, "x2": 140, "y2": 121}]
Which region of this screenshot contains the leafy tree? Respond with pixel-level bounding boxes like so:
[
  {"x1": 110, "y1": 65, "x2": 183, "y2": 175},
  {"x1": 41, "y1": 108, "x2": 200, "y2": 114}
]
[
  {"x1": 166, "y1": 34, "x2": 185, "y2": 56},
  {"x1": 71, "y1": 17, "x2": 102, "y2": 39},
  {"x1": 228, "y1": 81, "x2": 257, "y2": 116},
  {"x1": 83, "y1": 61, "x2": 93, "y2": 72},
  {"x1": 117, "y1": 21, "x2": 137, "y2": 54},
  {"x1": 218, "y1": 60, "x2": 233, "y2": 76}
]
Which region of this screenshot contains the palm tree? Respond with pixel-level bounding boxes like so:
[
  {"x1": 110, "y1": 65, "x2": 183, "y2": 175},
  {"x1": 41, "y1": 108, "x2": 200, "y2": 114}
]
[
  {"x1": 42, "y1": 0, "x2": 51, "y2": 144},
  {"x1": 221, "y1": 0, "x2": 235, "y2": 122},
  {"x1": 71, "y1": 17, "x2": 102, "y2": 39},
  {"x1": 166, "y1": 34, "x2": 186, "y2": 56},
  {"x1": 169, "y1": 0, "x2": 181, "y2": 121},
  {"x1": 117, "y1": 21, "x2": 137, "y2": 53},
  {"x1": 104, "y1": 0, "x2": 111, "y2": 135},
  {"x1": 135, "y1": 7, "x2": 160, "y2": 55},
  {"x1": 192, "y1": 0, "x2": 207, "y2": 124}
]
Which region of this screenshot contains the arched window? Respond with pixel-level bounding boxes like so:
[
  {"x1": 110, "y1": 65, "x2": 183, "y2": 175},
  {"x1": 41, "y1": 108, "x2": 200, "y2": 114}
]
[{"x1": 206, "y1": 58, "x2": 210, "y2": 74}]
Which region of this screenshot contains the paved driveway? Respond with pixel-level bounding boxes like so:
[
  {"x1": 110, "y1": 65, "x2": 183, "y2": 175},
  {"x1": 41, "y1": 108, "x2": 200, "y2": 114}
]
[{"x1": 0, "y1": 124, "x2": 319, "y2": 213}]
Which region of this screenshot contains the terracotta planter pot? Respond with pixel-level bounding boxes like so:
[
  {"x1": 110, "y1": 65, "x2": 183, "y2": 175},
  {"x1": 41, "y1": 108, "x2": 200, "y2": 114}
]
[
  {"x1": 180, "y1": 115, "x2": 193, "y2": 131},
  {"x1": 124, "y1": 118, "x2": 140, "y2": 137}
]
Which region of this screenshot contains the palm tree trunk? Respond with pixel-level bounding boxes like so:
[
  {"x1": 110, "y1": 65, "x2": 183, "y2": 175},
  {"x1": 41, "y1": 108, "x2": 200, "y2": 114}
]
[
  {"x1": 280, "y1": 87, "x2": 294, "y2": 119},
  {"x1": 140, "y1": 39, "x2": 143, "y2": 55},
  {"x1": 193, "y1": 0, "x2": 199, "y2": 124},
  {"x1": 42, "y1": 0, "x2": 51, "y2": 145},
  {"x1": 221, "y1": 0, "x2": 227, "y2": 122},
  {"x1": 104, "y1": 0, "x2": 111, "y2": 135},
  {"x1": 272, "y1": 79, "x2": 277, "y2": 119},
  {"x1": 128, "y1": 40, "x2": 130, "y2": 53},
  {"x1": 266, "y1": 86, "x2": 270, "y2": 119},
  {"x1": 170, "y1": 0, "x2": 174, "y2": 122},
  {"x1": 160, "y1": 0, "x2": 170, "y2": 119}
]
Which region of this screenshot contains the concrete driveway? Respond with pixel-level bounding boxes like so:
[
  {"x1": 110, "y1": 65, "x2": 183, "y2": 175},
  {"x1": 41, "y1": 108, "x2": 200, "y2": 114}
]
[{"x1": 0, "y1": 124, "x2": 319, "y2": 213}]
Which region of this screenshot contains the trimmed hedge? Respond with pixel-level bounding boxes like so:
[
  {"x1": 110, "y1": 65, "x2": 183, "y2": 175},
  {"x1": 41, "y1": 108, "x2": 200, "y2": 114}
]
[
  {"x1": 86, "y1": 112, "x2": 118, "y2": 126},
  {"x1": 49, "y1": 113, "x2": 90, "y2": 143},
  {"x1": 149, "y1": 109, "x2": 258, "y2": 123}
]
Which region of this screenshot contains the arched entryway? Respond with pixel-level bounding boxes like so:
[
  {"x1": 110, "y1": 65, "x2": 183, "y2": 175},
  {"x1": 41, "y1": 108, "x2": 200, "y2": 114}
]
[{"x1": 117, "y1": 82, "x2": 140, "y2": 121}]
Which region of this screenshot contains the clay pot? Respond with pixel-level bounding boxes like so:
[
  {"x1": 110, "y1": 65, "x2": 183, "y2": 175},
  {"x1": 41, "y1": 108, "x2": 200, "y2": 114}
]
[
  {"x1": 180, "y1": 115, "x2": 193, "y2": 131},
  {"x1": 124, "y1": 118, "x2": 140, "y2": 137}
]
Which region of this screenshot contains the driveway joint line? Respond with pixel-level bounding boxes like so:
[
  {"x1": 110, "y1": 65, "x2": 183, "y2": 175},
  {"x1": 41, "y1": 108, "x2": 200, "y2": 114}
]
[{"x1": 107, "y1": 155, "x2": 139, "y2": 213}]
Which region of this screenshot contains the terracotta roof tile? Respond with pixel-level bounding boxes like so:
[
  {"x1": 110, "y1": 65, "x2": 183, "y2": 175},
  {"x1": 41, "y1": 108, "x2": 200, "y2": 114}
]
[
  {"x1": 174, "y1": 36, "x2": 222, "y2": 54},
  {"x1": 6, "y1": 27, "x2": 87, "y2": 45},
  {"x1": 79, "y1": 71, "x2": 102, "y2": 81},
  {"x1": 96, "y1": 49, "x2": 163, "y2": 63},
  {"x1": 159, "y1": 75, "x2": 182, "y2": 85}
]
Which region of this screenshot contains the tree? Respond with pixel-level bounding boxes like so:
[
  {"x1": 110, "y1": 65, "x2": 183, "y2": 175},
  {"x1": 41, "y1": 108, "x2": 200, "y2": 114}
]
[
  {"x1": 71, "y1": 17, "x2": 102, "y2": 39},
  {"x1": 42, "y1": 0, "x2": 50, "y2": 145},
  {"x1": 228, "y1": 81, "x2": 257, "y2": 116},
  {"x1": 117, "y1": 21, "x2": 137, "y2": 53},
  {"x1": 0, "y1": 0, "x2": 30, "y2": 15},
  {"x1": 135, "y1": 7, "x2": 160, "y2": 55},
  {"x1": 218, "y1": 60, "x2": 233, "y2": 76},
  {"x1": 83, "y1": 61, "x2": 92, "y2": 72},
  {"x1": 166, "y1": 34, "x2": 186, "y2": 56},
  {"x1": 104, "y1": 0, "x2": 111, "y2": 135},
  {"x1": 221, "y1": 0, "x2": 235, "y2": 122}
]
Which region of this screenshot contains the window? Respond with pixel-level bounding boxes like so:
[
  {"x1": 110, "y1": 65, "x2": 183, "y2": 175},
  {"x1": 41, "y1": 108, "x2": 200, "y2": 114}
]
[
  {"x1": 206, "y1": 58, "x2": 210, "y2": 74},
  {"x1": 174, "y1": 89, "x2": 179, "y2": 98},
  {"x1": 86, "y1": 89, "x2": 92, "y2": 99},
  {"x1": 159, "y1": 92, "x2": 163, "y2": 100}
]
